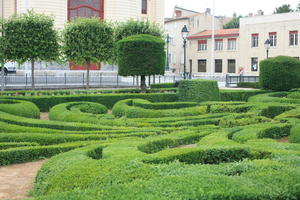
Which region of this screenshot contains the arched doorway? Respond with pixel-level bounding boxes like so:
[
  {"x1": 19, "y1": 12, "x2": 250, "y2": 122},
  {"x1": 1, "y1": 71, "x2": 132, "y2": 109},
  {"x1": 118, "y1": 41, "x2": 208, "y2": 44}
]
[{"x1": 67, "y1": 0, "x2": 104, "y2": 70}]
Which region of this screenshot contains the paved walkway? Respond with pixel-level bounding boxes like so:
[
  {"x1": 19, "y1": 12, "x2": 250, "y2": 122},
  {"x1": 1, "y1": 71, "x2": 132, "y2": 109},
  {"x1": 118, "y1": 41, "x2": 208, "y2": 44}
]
[{"x1": 0, "y1": 160, "x2": 46, "y2": 200}]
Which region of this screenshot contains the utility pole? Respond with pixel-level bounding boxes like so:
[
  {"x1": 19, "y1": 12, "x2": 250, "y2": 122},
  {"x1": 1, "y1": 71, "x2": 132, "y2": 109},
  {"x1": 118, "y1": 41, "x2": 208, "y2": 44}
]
[
  {"x1": 210, "y1": 0, "x2": 215, "y2": 77},
  {"x1": 1, "y1": 0, "x2": 5, "y2": 91}
]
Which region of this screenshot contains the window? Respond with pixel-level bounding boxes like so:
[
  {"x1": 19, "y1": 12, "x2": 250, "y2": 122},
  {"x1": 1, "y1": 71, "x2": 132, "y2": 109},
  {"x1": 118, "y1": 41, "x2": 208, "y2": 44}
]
[
  {"x1": 228, "y1": 38, "x2": 236, "y2": 50},
  {"x1": 251, "y1": 57, "x2": 258, "y2": 72},
  {"x1": 228, "y1": 59, "x2": 236, "y2": 73},
  {"x1": 290, "y1": 31, "x2": 298, "y2": 46},
  {"x1": 68, "y1": 0, "x2": 103, "y2": 20},
  {"x1": 215, "y1": 59, "x2": 222, "y2": 73},
  {"x1": 215, "y1": 39, "x2": 223, "y2": 51},
  {"x1": 251, "y1": 33, "x2": 259, "y2": 47},
  {"x1": 269, "y1": 32, "x2": 277, "y2": 47},
  {"x1": 198, "y1": 40, "x2": 207, "y2": 51},
  {"x1": 198, "y1": 60, "x2": 207, "y2": 72},
  {"x1": 141, "y1": 0, "x2": 147, "y2": 14}
]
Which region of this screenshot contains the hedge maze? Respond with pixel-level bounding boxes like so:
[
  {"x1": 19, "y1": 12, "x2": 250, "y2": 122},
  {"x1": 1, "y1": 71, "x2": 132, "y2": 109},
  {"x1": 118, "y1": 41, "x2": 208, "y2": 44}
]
[{"x1": 0, "y1": 83, "x2": 300, "y2": 199}]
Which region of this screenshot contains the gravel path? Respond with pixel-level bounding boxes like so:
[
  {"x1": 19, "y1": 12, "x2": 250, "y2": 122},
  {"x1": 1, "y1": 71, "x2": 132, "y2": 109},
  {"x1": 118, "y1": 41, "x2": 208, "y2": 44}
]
[{"x1": 0, "y1": 160, "x2": 45, "y2": 200}]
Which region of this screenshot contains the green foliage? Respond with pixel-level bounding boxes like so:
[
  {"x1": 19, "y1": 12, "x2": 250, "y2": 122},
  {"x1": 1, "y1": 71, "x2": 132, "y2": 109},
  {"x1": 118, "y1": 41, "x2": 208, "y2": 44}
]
[
  {"x1": 3, "y1": 11, "x2": 59, "y2": 63},
  {"x1": 63, "y1": 18, "x2": 113, "y2": 66},
  {"x1": 117, "y1": 34, "x2": 165, "y2": 81},
  {"x1": 260, "y1": 56, "x2": 300, "y2": 91},
  {"x1": 178, "y1": 79, "x2": 220, "y2": 102},
  {"x1": 260, "y1": 105, "x2": 295, "y2": 118},
  {"x1": 237, "y1": 82, "x2": 261, "y2": 89},
  {"x1": 0, "y1": 99, "x2": 40, "y2": 118},
  {"x1": 150, "y1": 83, "x2": 177, "y2": 89},
  {"x1": 115, "y1": 20, "x2": 163, "y2": 42},
  {"x1": 290, "y1": 124, "x2": 300, "y2": 143},
  {"x1": 257, "y1": 124, "x2": 292, "y2": 139},
  {"x1": 223, "y1": 16, "x2": 241, "y2": 29},
  {"x1": 220, "y1": 89, "x2": 269, "y2": 101},
  {"x1": 274, "y1": 4, "x2": 294, "y2": 13}
]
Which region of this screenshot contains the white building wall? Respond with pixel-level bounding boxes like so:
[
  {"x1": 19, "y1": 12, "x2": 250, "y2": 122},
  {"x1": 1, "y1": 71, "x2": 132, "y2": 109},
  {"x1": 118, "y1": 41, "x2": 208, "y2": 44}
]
[
  {"x1": 239, "y1": 12, "x2": 300, "y2": 75},
  {"x1": 0, "y1": 0, "x2": 15, "y2": 19}
]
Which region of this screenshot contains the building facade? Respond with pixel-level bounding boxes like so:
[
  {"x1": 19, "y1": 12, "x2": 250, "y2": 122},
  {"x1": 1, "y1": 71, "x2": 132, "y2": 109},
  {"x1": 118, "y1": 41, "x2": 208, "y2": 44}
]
[
  {"x1": 165, "y1": 6, "x2": 231, "y2": 73},
  {"x1": 0, "y1": 0, "x2": 164, "y2": 29},
  {"x1": 187, "y1": 12, "x2": 300, "y2": 76}
]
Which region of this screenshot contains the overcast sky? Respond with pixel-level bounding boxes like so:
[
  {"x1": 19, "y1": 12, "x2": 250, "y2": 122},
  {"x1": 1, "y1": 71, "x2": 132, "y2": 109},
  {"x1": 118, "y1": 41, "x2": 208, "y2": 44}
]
[{"x1": 165, "y1": 0, "x2": 300, "y2": 17}]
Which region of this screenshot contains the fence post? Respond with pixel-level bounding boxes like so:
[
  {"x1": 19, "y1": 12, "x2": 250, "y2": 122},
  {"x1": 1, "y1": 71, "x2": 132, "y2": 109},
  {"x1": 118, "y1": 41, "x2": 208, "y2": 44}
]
[
  {"x1": 148, "y1": 75, "x2": 150, "y2": 87},
  {"x1": 239, "y1": 74, "x2": 242, "y2": 84},
  {"x1": 45, "y1": 73, "x2": 48, "y2": 86},
  {"x1": 64, "y1": 72, "x2": 67, "y2": 88},
  {"x1": 153, "y1": 75, "x2": 155, "y2": 84},
  {"x1": 83, "y1": 73, "x2": 85, "y2": 86},
  {"x1": 117, "y1": 74, "x2": 119, "y2": 87},
  {"x1": 25, "y1": 73, "x2": 28, "y2": 88},
  {"x1": 159, "y1": 76, "x2": 161, "y2": 84},
  {"x1": 225, "y1": 74, "x2": 229, "y2": 87},
  {"x1": 100, "y1": 73, "x2": 102, "y2": 87},
  {"x1": 173, "y1": 75, "x2": 175, "y2": 83},
  {"x1": 133, "y1": 76, "x2": 135, "y2": 86}
]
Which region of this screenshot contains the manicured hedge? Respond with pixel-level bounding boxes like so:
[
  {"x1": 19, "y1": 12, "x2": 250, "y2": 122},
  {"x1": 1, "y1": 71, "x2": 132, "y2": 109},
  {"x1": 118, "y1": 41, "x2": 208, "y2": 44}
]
[
  {"x1": 0, "y1": 99, "x2": 40, "y2": 118},
  {"x1": 3, "y1": 93, "x2": 178, "y2": 112},
  {"x1": 150, "y1": 83, "x2": 177, "y2": 89},
  {"x1": 0, "y1": 142, "x2": 87, "y2": 166},
  {"x1": 220, "y1": 89, "x2": 269, "y2": 101},
  {"x1": 260, "y1": 56, "x2": 300, "y2": 91},
  {"x1": 178, "y1": 79, "x2": 220, "y2": 102},
  {"x1": 112, "y1": 99, "x2": 207, "y2": 118},
  {"x1": 290, "y1": 124, "x2": 300, "y2": 143},
  {"x1": 249, "y1": 92, "x2": 300, "y2": 104},
  {"x1": 237, "y1": 82, "x2": 261, "y2": 89}
]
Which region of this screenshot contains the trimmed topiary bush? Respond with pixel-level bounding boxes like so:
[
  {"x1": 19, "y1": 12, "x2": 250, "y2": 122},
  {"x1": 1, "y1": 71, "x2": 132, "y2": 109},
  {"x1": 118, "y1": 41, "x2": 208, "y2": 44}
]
[
  {"x1": 178, "y1": 79, "x2": 220, "y2": 102},
  {"x1": 117, "y1": 34, "x2": 165, "y2": 89},
  {"x1": 260, "y1": 56, "x2": 300, "y2": 91}
]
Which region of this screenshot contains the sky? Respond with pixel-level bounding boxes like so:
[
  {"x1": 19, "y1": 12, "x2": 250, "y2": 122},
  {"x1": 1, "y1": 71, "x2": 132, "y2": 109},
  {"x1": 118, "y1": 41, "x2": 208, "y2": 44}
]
[{"x1": 165, "y1": 0, "x2": 300, "y2": 17}]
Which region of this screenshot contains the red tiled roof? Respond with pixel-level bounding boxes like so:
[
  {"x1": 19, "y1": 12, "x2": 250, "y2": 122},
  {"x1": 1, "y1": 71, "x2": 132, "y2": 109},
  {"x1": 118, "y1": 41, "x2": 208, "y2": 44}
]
[{"x1": 188, "y1": 28, "x2": 239, "y2": 39}]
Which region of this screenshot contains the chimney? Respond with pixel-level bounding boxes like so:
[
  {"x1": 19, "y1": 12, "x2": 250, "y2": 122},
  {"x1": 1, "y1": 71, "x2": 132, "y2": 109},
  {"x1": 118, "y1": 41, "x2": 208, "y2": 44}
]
[
  {"x1": 249, "y1": 13, "x2": 253, "y2": 17},
  {"x1": 257, "y1": 10, "x2": 264, "y2": 16},
  {"x1": 205, "y1": 8, "x2": 211, "y2": 14},
  {"x1": 233, "y1": 13, "x2": 237, "y2": 18}
]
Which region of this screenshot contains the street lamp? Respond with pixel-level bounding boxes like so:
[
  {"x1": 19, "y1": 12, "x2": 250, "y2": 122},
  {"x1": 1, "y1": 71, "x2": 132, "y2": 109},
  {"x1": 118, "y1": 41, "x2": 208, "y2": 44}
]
[
  {"x1": 264, "y1": 39, "x2": 271, "y2": 59},
  {"x1": 165, "y1": 33, "x2": 170, "y2": 71},
  {"x1": 181, "y1": 25, "x2": 189, "y2": 79}
]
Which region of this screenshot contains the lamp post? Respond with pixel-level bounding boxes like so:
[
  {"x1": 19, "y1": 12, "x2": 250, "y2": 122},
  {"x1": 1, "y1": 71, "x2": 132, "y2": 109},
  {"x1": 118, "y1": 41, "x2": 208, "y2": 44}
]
[
  {"x1": 181, "y1": 25, "x2": 189, "y2": 80},
  {"x1": 165, "y1": 33, "x2": 170, "y2": 71},
  {"x1": 264, "y1": 39, "x2": 271, "y2": 59}
]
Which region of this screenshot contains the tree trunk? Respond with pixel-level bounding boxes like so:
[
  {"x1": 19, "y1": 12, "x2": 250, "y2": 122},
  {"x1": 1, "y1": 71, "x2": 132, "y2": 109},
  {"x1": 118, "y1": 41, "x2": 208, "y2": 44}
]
[
  {"x1": 31, "y1": 60, "x2": 35, "y2": 90},
  {"x1": 141, "y1": 75, "x2": 146, "y2": 90},
  {"x1": 86, "y1": 61, "x2": 90, "y2": 89}
]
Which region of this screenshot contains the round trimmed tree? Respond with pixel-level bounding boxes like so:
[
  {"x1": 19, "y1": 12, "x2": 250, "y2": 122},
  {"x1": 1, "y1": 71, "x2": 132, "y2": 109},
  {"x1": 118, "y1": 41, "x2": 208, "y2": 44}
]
[
  {"x1": 63, "y1": 18, "x2": 114, "y2": 89},
  {"x1": 260, "y1": 56, "x2": 300, "y2": 91},
  {"x1": 3, "y1": 11, "x2": 59, "y2": 90},
  {"x1": 117, "y1": 34, "x2": 165, "y2": 89}
]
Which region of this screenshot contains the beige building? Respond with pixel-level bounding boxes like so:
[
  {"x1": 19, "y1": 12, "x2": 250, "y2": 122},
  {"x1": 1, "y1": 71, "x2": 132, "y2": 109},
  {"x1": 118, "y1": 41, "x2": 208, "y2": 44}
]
[
  {"x1": 165, "y1": 6, "x2": 231, "y2": 73},
  {"x1": 0, "y1": 0, "x2": 164, "y2": 29},
  {"x1": 188, "y1": 12, "x2": 300, "y2": 76}
]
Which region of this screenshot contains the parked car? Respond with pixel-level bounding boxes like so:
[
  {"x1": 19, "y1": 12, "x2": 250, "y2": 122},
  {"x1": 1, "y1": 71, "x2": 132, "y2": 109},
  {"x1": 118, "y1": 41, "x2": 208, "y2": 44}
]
[{"x1": 0, "y1": 62, "x2": 17, "y2": 76}]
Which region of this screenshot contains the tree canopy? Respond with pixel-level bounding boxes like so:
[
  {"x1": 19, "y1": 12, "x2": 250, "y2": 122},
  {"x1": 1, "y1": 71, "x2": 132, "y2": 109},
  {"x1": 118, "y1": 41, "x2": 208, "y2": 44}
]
[
  {"x1": 62, "y1": 17, "x2": 114, "y2": 88},
  {"x1": 274, "y1": 4, "x2": 294, "y2": 14},
  {"x1": 3, "y1": 11, "x2": 60, "y2": 89},
  {"x1": 223, "y1": 16, "x2": 242, "y2": 29},
  {"x1": 117, "y1": 34, "x2": 165, "y2": 89}
]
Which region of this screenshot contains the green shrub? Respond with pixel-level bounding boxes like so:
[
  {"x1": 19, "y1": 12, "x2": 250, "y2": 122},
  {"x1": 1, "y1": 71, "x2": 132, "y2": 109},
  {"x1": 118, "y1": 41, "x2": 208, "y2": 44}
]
[
  {"x1": 257, "y1": 124, "x2": 292, "y2": 139},
  {"x1": 260, "y1": 105, "x2": 295, "y2": 118},
  {"x1": 290, "y1": 124, "x2": 300, "y2": 143},
  {"x1": 237, "y1": 82, "x2": 261, "y2": 89},
  {"x1": 117, "y1": 34, "x2": 165, "y2": 88},
  {"x1": 178, "y1": 79, "x2": 220, "y2": 102},
  {"x1": 260, "y1": 56, "x2": 300, "y2": 91},
  {"x1": 3, "y1": 93, "x2": 178, "y2": 112},
  {"x1": 0, "y1": 142, "x2": 38, "y2": 150},
  {"x1": 249, "y1": 92, "x2": 300, "y2": 104},
  {"x1": 112, "y1": 99, "x2": 207, "y2": 118},
  {"x1": 220, "y1": 89, "x2": 269, "y2": 101},
  {"x1": 0, "y1": 142, "x2": 87, "y2": 166},
  {"x1": 0, "y1": 99, "x2": 40, "y2": 118},
  {"x1": 150, "y1": 83, "x2": 177, "y2": 89}
]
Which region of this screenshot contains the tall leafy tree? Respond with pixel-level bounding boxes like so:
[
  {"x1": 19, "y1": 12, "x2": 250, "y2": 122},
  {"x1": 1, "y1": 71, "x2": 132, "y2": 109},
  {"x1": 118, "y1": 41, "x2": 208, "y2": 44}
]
[
  {"x1": 111, "y1": 20, "x2": 163, "y2": 65},
  {"x1": 274, "y1": 4, "x2": 294, "y2": 14},
  {"x1": 3, "y1": 11, "x2": 59, "y2": 90},
  {"x1": 223, "y1": 16, "x2": 242, "y2": 29},
  {"x1": 63, "y1": 18, "x2": 114, "y2": 89},
  {"x1": 117, "y1": 34, "x2": 165, "y2": 89},
  {"x1": 0, "y1": 19, "x2": 7, "y2": 91}
]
